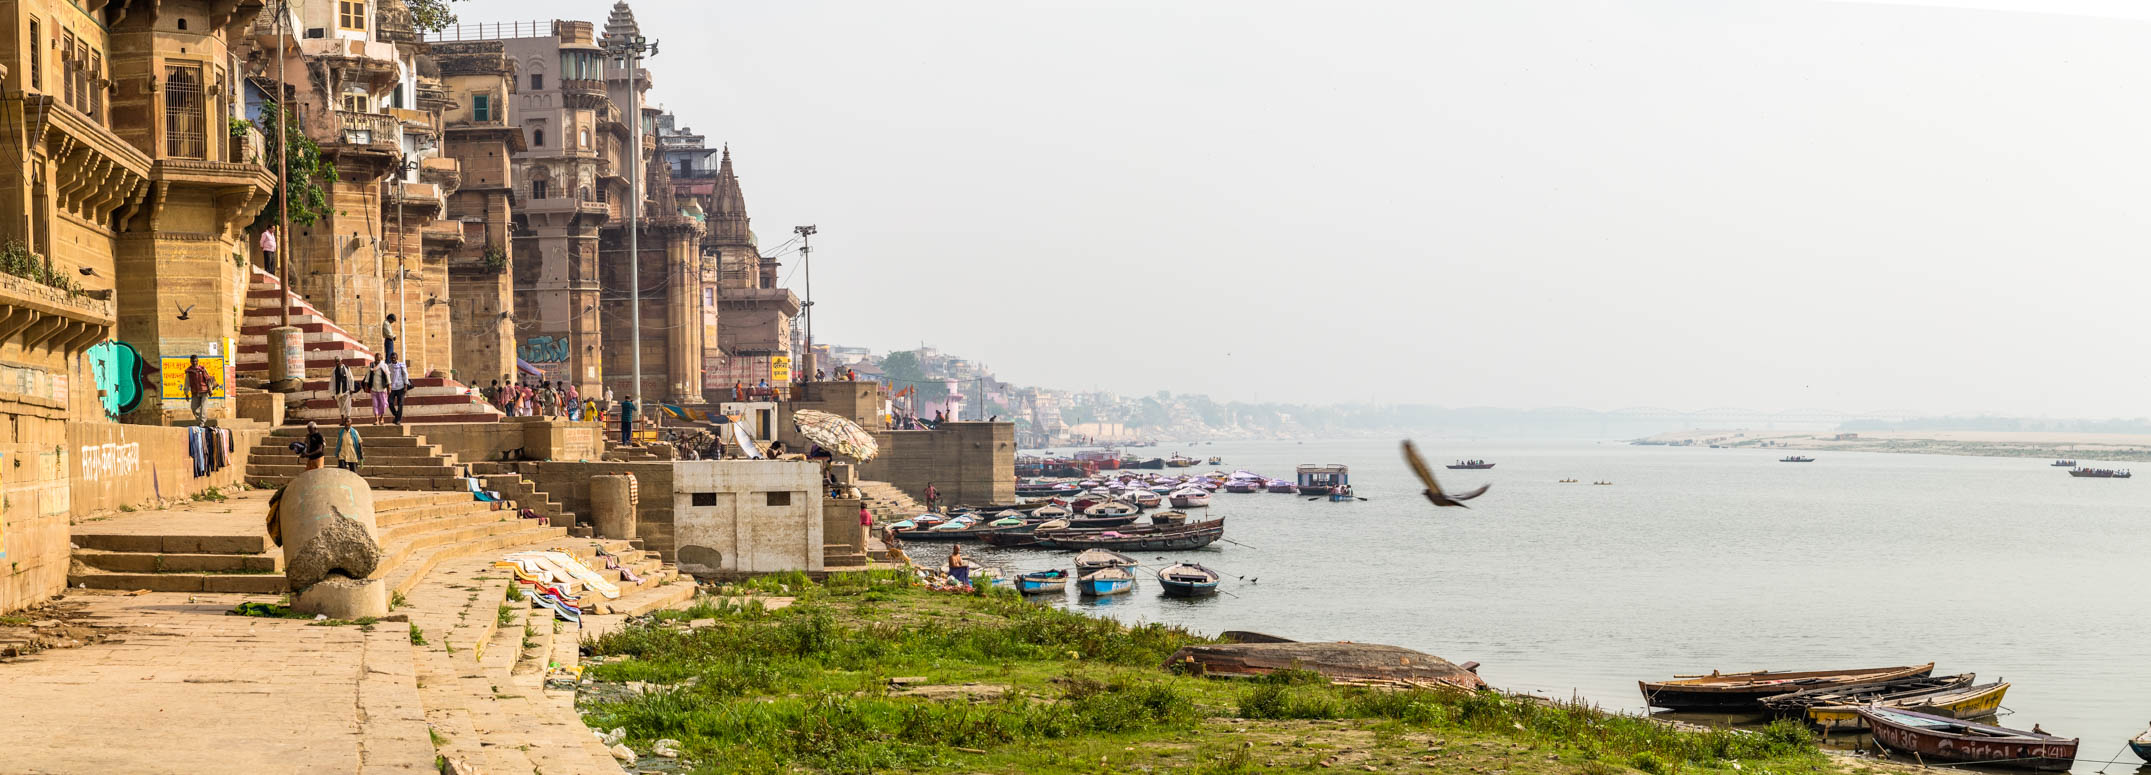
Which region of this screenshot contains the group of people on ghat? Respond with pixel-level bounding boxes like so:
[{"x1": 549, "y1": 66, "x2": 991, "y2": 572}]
[
  {"x1": 325, "y1": 357, "x2": 413, "y2": 424},
  {"x1": 481, "y1": 378, "x2": 605, "y2": 422}
]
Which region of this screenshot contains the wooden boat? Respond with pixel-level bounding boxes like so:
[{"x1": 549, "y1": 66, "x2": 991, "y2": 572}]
[
  {"x1": 1073, "y1": 548, "x2": 1137, "y2": 572},
  {"x1": 1034, "y1": 518, "x2": 1225, "y2": 551},
  {"x1": 1167, "y1": 641, "x2": 1485, "y2": 690},
  {"x1": 1780, "y1": 456, "x2": 1815, "y2": 463},
  {"x1": 1014, "y1": 569, "x2": 1068, "y2": 594},
  {"x1": 2130, "y1": 726, "x2": 2151, "y2": 763},
  {"x1": 2068, "y1": 467, "x2": 2131, "y2": 478},
  {"x1": 1206, "y1": 456, "x2": 1222, "y2": 465},
  {"x1": 2050, "y1": 460, "x2": 2076, "y2": 467},
  {"x1": 1638, "y1": 663, "x2": 1935, "y2": 711},
  {"x1": 1166, "y1": 456, "x2": 1199, "y2": 468},
  {"x1": 1076, "y1": 566, "x2": 1136, "y2": 596},
  {"x1": 1760, "y1": 674, "x2": 1972, "y2": 716},
  {"x1": 1064, "y1": 513, "x2": 1140, "y2": 530},
  {"x1": 1084, "y1": 500, "x2": 1140, "y2": 518},
  {"x1": 1446, "y1": 460, "x2": 1495, "y2": 470},
  {"x1": 1223, "y1": 481, "x2": 1262, "y2": 494},
  {"x1": 1156, "y1": 562, "x2": 1221, "y2": 597},
  {"x1": 1150, "y1": 510, "x2": 1189, "y2": 526},
  {"x1": 1169, "y1": 489, "x2": 1211, "y2": 508},
  {"x1": 1808, "y1": 681, "x2": 2009, "y2": 732},
  {"x1": 1860, "y1": 707, "x2": 2077, "y2": 771},
  {"x1": 1030, "y1": 504, "x2": 1072, "y2": 519},
  {"x1": 1265, "y1": 481, "x2": 1299, "y2": 494},
  {"x1": 888, "y1": 520, "x2": 1035, "y2": 541},
  {"x1": 1127, "y1": 491, "x2": 1162, "y2": 509},
  {"x1": 1127, "y1": 458, "x2": 1165, "y2": 470}
]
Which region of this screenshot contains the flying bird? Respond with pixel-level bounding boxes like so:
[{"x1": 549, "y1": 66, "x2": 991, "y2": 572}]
[
  {"x1": 1402, "y1": 440, "x2": 1491, "y2": 508},
  {"x1": 175, "y1": 303, "x2": 193, "y2": 321}
]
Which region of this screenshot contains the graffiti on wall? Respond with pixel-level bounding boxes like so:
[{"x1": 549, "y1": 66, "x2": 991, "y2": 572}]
[
  {"x1": 79, "y1": 442, "x2": 141, "y2": 482},
  {"x1": 87, "y1": 341, "x2": 155, "y2": 418},
  {"x1": 518, "y1": 335, "x2": 570, "y2": 364}
]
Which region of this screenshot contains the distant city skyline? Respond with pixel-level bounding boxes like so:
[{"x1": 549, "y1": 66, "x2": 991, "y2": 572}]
[{"x1": 483, "y1": 0, "x2": 2151, "y2": 418}]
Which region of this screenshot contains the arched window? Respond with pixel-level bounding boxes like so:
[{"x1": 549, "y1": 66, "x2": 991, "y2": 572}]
[
  {"x1": 579, "y1": 186, "x2": 591, "y2": 202},
  {"x1": 580, "y1": 128, "x2": 590, "y2": 148},
  {"x1": 532, "y1": 127, "x2": 545, "y2": 147}
]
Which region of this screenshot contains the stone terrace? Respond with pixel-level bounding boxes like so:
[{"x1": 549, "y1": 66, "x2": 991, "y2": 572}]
[{"x1": 8, "y1": 486, "x2": 696, "y2": 771}]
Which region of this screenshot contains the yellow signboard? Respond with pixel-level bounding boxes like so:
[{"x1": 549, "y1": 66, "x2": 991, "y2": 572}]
[
  {"x1": 769, "y1": 355, "x2": 791, "y2": 383},
  {"x1": 161, "y1": 357, "x2": 227, "y2": 399}
]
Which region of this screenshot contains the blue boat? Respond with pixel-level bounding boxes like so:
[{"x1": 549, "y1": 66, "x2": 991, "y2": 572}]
[
  {"x1": 1156, "y1": 562, "x2": 1220, "y2": 597},
  {"x1": 1015, "y1": 569, "x2": 1069, "y2": 594},
  {"x1": 1076, "y1": 566, "x2": 1136, "y2": 596},
  {"x1": 2131, "y1": 728, "x2": 2151, "y2": 763}
]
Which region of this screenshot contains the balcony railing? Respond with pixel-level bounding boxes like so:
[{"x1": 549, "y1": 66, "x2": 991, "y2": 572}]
[{"x1": 334, "y1": 110, "x2": 400, "y2": 151}]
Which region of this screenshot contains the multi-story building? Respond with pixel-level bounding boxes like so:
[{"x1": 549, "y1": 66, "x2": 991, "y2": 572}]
[
  {"x1": 659, "y1": 110, "x2": 799, "y2": 396},
  {"x1": 431, "y1": 39, "x2": 522, "y2": 385},
  {"x1": 593, "y1": 1, "x2": 702, "y2": 404},
  {"x1": 248, "y1": 0, "x2": 455, "y2": 372}
]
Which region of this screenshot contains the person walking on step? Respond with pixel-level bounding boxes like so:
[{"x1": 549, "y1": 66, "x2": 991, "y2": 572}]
[
  {"x1": 387, "y1": 358, "x2": 411, "y2": 424},
  {"x1": 183, "y1": 355, "x2": 218, "y2": 426},
  {"x1": 362, "y1": 357, "x2": 388, "y2": 424},
  {"x1": 619, "y1": 394, "x2": 638, "y2": 446},
  {"x1": 381, "y1": 314, "x2": 399, "y2": 363},
  {"x1": 298, "y1": 421, "x2": 327, "y2": 471},
  {"x1": 331, "y1": 359, "x2": 354, "y2": 423},
  {"x1": 334, "y1": 417, "x2": 364, "y2": 473}
]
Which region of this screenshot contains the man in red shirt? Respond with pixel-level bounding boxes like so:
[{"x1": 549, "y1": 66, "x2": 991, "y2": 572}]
[{"x1": 184, "y1": 355, "x2": 217, "y2": 426}]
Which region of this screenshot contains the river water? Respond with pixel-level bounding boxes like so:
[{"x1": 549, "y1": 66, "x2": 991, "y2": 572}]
[{"x1": 968, "y1": 439, "x2": 2151, "y2": 771}]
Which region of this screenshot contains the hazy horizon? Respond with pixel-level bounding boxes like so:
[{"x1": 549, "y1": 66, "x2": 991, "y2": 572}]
[{"x1": 476, "y1": 0, "x2": 2151, "y2": 417}]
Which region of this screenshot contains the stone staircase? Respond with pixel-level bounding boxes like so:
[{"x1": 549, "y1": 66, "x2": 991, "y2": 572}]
[
  {"x1": 466, "y1": 461, "x2": 576, "y2": 527},
  {"x1": 405, "y1": 546, "x2": 693, "y2": 774},
  {"x1": 68, "y1": 492, "x2": 568, "y2": 595},
  {"x1": 236, "y1": 266, "x2": 502, "y2": 424},
  {"x1": 855, "y1": 480, "x2": 922, "y2": 563},
  {"x1": 246, "y1": 425, "x2": 469, "y2": 491}
]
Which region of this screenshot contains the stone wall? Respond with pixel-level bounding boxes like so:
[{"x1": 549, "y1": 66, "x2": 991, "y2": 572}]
[
  {"x1": 4, "y1": 422, "x2": 261, "y2": 614},
  {"x1": 855, "y1": 422, "x2": 1015, "y2": 508},
  {"x1": 412, "y1": 418, "x2": 603, "y2": 464},
  {"x1": 669, "y1": 460, "x2": 823, "y2": 576},
  {"x1": 528, "y1": 461, "x2": 675, "y2": 555}
]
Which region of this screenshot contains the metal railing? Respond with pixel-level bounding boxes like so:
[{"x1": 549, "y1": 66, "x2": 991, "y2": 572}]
[{"x1": 424, "y1": 20, "x2": 552, "y2": 42}]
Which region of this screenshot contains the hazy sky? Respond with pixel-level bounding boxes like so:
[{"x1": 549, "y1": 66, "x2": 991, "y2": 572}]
[{"x1": 473, "y1": 0, "x2": 2151, "y2": 416}]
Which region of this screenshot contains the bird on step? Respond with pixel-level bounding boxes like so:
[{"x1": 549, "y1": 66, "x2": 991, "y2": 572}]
[{"x1": 1402, "y1": 440, "x2": 1491, "y2": 508}]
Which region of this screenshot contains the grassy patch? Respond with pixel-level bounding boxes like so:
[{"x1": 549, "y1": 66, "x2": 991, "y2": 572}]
[
  {"x1": 409, "y1": 624, "x2": 426, "y2": 646},
  {"x1": 577, "y1": 572, "x2": 1835, "y2": 775}
]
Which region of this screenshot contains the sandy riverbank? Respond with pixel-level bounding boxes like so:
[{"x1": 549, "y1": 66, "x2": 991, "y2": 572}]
[{"x1": 1639, "y1": 429, "x2": 2151, "y2": 462}]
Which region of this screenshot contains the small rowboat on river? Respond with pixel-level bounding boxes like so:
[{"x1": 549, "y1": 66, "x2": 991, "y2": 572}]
[
  {"x1": 1638, "y1": 663, "x2": 1935, "y2": 711},
  {"x1": 1076, "y1": 566, "x2": 1136, "y2": 596},
  {"x1": 1859, "y1": 707, "x2": 2076, "y2": 771},
  {"x1": 1760, "y1": 674, "x2": 1972, "y2": 717},
  {"x1": 1015, "y1": 569, "x2": 1068, "y2": 594},
  {"x1": 1807, "y1": 680, "x2": 2009, "y2": 732},
  {"x1": 1157, "y1": 562, "x2": 1221, "y2": 597},
  {"x1": 2130, "y1": 726, "x2": 2151, "y2": 763}
]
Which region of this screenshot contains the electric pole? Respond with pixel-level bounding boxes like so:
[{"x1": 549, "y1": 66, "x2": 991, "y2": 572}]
[
  {"x1": 265, "y1": 0, "x2": 302, "y2": 392},
  {"x1": 795, "y1": 224, "x2": 815, "y2": 380}
]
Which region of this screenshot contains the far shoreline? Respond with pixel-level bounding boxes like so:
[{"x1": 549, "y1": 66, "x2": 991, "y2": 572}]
[{"x1": 1635, "y1": 428, "x2": 2151, "y2": 462}]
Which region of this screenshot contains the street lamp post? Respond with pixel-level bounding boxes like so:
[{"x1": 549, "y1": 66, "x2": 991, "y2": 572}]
[
  {"x1": 795, "y1": 224, "x2": 815, "y2": 380},
  {"x1": 606, "y1": 31, "x2": 657, "y2": 399}
]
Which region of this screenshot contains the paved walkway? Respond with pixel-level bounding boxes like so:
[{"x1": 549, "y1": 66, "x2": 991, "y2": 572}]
[{"x1": 0, "y1": 592, "x2": 433, "y2": 775}]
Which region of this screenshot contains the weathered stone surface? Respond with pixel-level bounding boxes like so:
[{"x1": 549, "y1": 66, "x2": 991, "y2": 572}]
[
  {"x1": 293, "y1": 575, "x2": 389, "y2": 619},
  {"x1": 281, "y1": 468, "x2": 384, "y2": 589},
  {"x1": 591, "y1": 474, "x2": 638, "y2": 539}
]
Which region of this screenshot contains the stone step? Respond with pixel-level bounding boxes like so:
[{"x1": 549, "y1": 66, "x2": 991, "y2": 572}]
[
  {"x1": 385, "y1": 523, "x2": 570, "y2": 599},
  {"x1": 70, "y1": 549, "x2": 283, "y2": 574},
  {"x1": 251, "y1": 462, "x2": 463, "y2": 479},
  {"x1": 73, "y1": 531, "x2": 270, "y2": 555},
  {"x1": 66, "y1": 568, "x2": 288, "y2": 594}
]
